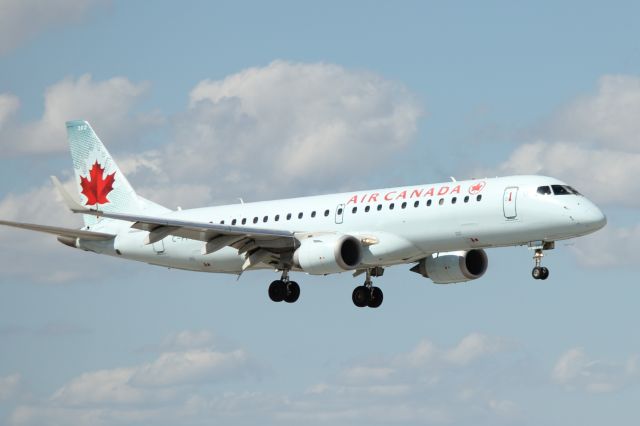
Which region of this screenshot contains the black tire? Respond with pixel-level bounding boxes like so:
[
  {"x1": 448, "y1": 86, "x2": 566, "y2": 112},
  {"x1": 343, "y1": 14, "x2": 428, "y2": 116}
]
[
  {"x1": 284, "y1": 281, "x2": 300, "y2": 303},
  {"x1": 531, "y1": 267, "x2": 542, "y2": 280},
  {"x1": 268, "y1": 280, "x2": 287, "y2": 302},
  {"x1": 352, "y1": 286, "x2": 370, "y2": 307},
  {"x1": 540, "y1": 267, "x2": 549, "y2": 280},
  {"x1": 368, "y1": 287, "x2": 383, "y2": 308}
]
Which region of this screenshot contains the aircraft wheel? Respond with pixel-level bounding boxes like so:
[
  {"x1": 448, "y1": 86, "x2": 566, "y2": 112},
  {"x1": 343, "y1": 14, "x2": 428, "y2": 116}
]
[
  {"x1": 268, "y1": 280, "x2": 287, "y2": 302},
  {"x1": 352, "y1": 286, "x2": 370, "y2": 308},
  {"x1": 284, "y1": 281, "x2": 300, "y2": 303},
  {"x1": 540, "y1": 267, "x2": 549, "y2": 280},
  {"x1": 368, "y1": 287, "x2": 383, "y2": 308},
  {"x1": 531, "y1": 267, "x2": 543, "y2": 280}
]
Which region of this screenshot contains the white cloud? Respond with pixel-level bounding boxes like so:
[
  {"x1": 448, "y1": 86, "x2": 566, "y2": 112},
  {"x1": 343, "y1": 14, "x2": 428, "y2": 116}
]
[
  {"x1": 145, "y1": 60, "x2": 422, "y2": 204},
  {"x1": 130, "y1": 349, "x2": 253, "y2": 388},
  {"x1": 11, "y1": 330, "x2": 260, "y2": 425},
  {"x1": 51, "y1": 368, "x2": 173, "y2": 407},
  {"x1": 0, "y1": 74, "x2": 155, "y2": 156},
  {"x1": 546, "y1": 75, "x2": 640, "y2": 151},
  {"x1": 444, "y1": 333, "x2": 507, "y2": 366},
  {"x1": 0, "y1": 373, "x2": 21, "y2": 400},
  {"x1": 552, "y1": 347, "x2": 639, "y2": 393},
  {"x1": 8, "y1": 333, "x2": 524, "y2": 426},
  {"x1": 0, "y1": 0, "x2": 104, "y2": 56}
]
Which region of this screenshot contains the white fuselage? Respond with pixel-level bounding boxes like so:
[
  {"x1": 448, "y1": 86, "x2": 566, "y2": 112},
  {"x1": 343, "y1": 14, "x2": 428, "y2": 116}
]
[{"x1": 79, "y1": 175, "x2": 606, "y2": 275}]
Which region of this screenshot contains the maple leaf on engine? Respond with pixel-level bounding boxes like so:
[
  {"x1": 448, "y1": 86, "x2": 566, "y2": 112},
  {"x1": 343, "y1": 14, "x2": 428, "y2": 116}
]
[{"x1": 80, "y1": 161, "x2": 116, "y2": 205}]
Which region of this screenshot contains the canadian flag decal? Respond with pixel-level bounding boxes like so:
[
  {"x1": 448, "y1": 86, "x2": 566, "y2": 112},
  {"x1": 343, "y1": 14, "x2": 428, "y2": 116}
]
[{"x1": 80, "y1": 161, "x2": 115, "y2": 205}]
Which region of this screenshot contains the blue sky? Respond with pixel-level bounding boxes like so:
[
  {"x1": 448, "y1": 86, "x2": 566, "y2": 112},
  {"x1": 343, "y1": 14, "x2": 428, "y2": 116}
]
[{"x1": 1, "y1": 1, "x2": 640, "y2": 425}]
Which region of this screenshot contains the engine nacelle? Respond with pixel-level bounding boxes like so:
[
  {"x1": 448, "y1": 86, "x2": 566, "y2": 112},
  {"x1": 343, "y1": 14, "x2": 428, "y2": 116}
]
[
  {"x1": 293, "y1": 234, "x2": 362, "y2": 275},
  {"x1": 412, "y1": 249, "x2": 488, "y2": 284}
]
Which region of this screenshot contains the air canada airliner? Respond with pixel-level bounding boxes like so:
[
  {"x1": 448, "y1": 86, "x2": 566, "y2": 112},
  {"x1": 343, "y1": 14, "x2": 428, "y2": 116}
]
[{"x1": 0, "y1": 121, "x2": 607, "y2": 308}]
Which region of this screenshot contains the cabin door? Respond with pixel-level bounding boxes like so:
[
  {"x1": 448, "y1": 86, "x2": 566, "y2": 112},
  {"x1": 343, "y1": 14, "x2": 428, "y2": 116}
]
[{"x1": 503, "y1": 187, "x2": 518, "y2": 219}]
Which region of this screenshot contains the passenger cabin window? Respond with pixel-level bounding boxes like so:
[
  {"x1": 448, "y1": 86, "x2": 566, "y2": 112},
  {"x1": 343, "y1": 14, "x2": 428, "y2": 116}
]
[
  {"x1": 242, "y1": 218, "x2": 247, "y2": 225},
  {"x1": 352, "y1": 207, "x2": 357, "y2": 214},
  {"x1": 220, "y1": 220, "x2": 225, "y2": 224},
  {"x1": 414, "y1": 200, "x2": 419, "y2": 208},
  {"x1": 476, "y1": 194, "x2": 482, "y2": 201},
  {"x1": 298, "y1": 212, "x2": 303, "y2": 219},
  {"x1": 263, "y1": 216, "x2": 268, "y2": 223},
  {"x1": 377, "y1": 204, "x2": 382, "y2": 211},
  {"x1": 311, "y1": 211, "x2": 316, "y2": 218},
  {"x1": 389, "y1": 203, "x2": 395, "y2": 210},
  {"x1": 464, "y1": 196, "x2": 469, "y2": 203},
  {"x1": 275, "y1": 215, "x2": 280, "y2": 221},
  {"x1": 336, "y1": 208, "x2": 343, "y2": 216},
  {"x1": 253, "y1": 217, "x2": 258, "y2": 224},
  {"x1": 401, "y1": 202, "x2": 407, "y2": 209},
  {"x1": 324, "y1": 209, "x2": 330, "y2": 217},
  {"x1": 552, "y1": 185, "x2": 571, "y2": 195},
  {"x1": 451, "y1": 197, "x2": 457, "y2": 204},
  {"x1": 537, "y1": 186, "x2": 552, "y2": 195},
  {"x1": 232, "y1": 219, "x2": 237, "y2": 225},
  {"x1": 438, "y1": 198, "x2": 444, "y2": 205},
  {"x1": 286, "y1": 213, "x2": 292, "y2": 220},
  {"x1": 427, "y1": 199, "x2": 432, "y2": 207},
  {"x1": 365, "y1": 206, "x2": 371, "y2": 212}
]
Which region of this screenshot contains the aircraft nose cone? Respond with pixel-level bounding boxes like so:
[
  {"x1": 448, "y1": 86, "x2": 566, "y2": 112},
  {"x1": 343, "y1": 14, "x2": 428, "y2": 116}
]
[{"x1": 583, "y1": 203, "x2": 607, "y2": 231}]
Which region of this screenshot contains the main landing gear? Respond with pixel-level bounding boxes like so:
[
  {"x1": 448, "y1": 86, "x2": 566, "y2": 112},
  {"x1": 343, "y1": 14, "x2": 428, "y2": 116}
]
[
  {"x1": 352, "y1": 267, "x2": 384, "y2": 308},
  {"x1": 268, "y1": 270, "x2": 300, "y2": 303},
  {"x1": 530, "y1": 242, "x2": 553, "y2": 280}
]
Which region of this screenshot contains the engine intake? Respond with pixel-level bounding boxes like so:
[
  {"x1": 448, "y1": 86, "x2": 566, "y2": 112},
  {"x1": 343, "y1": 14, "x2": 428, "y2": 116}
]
[
  {"x1": 293, "y1": 234, "x2": 362, "y2": 275},
  {"x1": 412, "y1": 249, "x2": 488, "y2": 284}
]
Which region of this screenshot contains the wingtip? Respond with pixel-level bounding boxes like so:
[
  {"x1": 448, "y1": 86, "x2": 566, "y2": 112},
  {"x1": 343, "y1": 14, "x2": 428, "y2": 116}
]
[{"x1": 50, "y1": 175, "x2": 88, "y2": 213}]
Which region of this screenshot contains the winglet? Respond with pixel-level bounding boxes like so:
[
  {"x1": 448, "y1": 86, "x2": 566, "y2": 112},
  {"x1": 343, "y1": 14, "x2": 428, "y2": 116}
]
[{"x1": 50, "y1": 176, "x2": 89, "y2": 213}]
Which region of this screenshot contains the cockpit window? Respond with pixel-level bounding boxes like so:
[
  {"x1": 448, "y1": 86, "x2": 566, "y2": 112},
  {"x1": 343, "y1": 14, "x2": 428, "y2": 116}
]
[
  {"x1": 552, "y1": 185, "x2": 571, "y2": 195},
  {"x1": 537, "y1": 186, "x2": 552, "y2": 195},
  {"x1": 567, "y1": 186, "x2": 582, "y2": 195}
]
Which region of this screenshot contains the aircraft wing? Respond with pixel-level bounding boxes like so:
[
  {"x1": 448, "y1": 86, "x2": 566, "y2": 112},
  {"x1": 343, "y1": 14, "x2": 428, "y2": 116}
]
[
  {"x1": 0, "y1": 220, "x2": 115, "y2": 241},
  {"x1": 80, "y1": 209, "x2": 295, "y2": 248}
]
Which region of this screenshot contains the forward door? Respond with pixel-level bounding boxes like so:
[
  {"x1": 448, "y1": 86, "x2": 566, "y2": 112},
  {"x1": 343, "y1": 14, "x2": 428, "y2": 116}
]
[{"x1": 503, "y1": 187, "x2": 518, "y2": 219}]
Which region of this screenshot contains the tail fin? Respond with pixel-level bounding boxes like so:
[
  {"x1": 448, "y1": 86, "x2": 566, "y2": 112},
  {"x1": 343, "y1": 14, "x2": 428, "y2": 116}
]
[{"x1": 66, "y1": 120, "x2": 143, "y2": 226}]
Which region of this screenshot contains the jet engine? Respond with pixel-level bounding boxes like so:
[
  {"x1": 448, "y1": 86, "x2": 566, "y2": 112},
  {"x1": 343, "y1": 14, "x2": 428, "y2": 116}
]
[
  {"x1": 411, "y1": 249, "x2": 488, "y2": 284},
  {"x1": 293, "y1": 234, "x2": 362, "y2": 275}
]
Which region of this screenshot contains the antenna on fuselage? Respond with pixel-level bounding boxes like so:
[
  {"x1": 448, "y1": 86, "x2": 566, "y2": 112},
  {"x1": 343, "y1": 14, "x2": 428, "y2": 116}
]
[
  {"x1": 238, "y1": 198, "x2": 244, "y2": 204},
  {"x1": 450, "y1": 176, "x2": 457, "y2": 182}
]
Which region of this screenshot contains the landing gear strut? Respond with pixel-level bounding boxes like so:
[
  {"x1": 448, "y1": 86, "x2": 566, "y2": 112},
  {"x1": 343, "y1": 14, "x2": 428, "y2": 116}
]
[
  {"x1": 352, "y1": 268, "x2": 384, "y2": 308},
  {"x1": 530, "y1": 243, "x2": 552, "y2": 280},
  {"x1": 268, "y1": 270, "x2": 300, "y2": 303}
]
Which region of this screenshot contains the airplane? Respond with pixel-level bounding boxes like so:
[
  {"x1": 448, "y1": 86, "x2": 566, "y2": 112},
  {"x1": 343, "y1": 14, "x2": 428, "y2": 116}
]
[{"x1": 0, "y1": 120, "x2": 607, "y2": 308}]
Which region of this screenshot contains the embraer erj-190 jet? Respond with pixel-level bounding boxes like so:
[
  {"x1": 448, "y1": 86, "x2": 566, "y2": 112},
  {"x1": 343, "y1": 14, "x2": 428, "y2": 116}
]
[{"x1": 0, "y1": 121, "x2": 607, "y2": 308}]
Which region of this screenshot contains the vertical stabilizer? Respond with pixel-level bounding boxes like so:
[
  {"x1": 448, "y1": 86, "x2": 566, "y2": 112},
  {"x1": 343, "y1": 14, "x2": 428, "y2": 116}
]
[{"x1": 66, "y1": 120, "x2": 142, "y2": 226}]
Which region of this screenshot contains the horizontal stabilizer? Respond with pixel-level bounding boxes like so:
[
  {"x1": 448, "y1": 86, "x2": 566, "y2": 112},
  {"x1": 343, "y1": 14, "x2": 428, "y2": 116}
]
[{"x1": 0, "y1": 220, "x2": 115, "y2": 241}]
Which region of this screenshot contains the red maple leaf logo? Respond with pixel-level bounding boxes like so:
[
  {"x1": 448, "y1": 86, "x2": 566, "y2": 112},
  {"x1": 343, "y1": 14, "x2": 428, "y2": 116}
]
[
  {"x1": 80, "y1": 161, "x2": 115, "y2": 206},
  {"x1": 468, "y1": 181, "x2": 486, "y2": 195}
]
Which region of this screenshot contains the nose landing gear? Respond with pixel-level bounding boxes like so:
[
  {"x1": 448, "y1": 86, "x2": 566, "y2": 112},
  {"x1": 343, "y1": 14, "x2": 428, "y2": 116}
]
[{"x1": 530, "y1": 242, "x2": 553, "y2": 280}]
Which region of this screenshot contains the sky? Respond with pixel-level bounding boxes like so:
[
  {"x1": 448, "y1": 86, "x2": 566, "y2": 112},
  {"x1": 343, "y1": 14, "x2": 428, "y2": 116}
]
[{"x1": 1, "y1": 1, "x2": 640, "y2": 425}]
